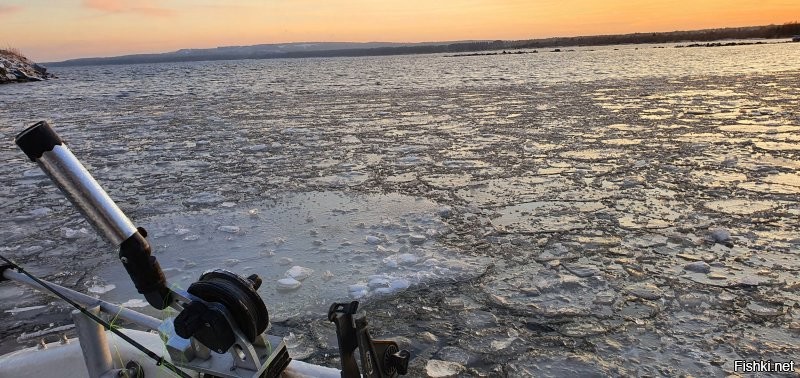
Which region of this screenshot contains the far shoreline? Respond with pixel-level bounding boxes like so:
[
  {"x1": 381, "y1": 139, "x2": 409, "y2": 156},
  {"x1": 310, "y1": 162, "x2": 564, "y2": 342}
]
[
  {"x1": 42, "y1": 38, "x2": 799, "y2": 71},
  {"x1": 45, "y1": 23, "x2": 800, "y2": 67}
]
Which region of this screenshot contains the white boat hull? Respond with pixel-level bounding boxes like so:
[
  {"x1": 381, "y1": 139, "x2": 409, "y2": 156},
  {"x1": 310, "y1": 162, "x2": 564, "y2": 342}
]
[{"x1": 0, "y1": 329, "x2": 339, "y2": 378}]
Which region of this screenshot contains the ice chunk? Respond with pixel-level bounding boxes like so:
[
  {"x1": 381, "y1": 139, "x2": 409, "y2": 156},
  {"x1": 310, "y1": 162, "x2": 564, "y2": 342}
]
[
  {"x1": 563, "y1": 264, "x2": 600, "y2": 278},
  {"x1": 422, "y1": 258, "x2": 440, "y2": 266},
  {"x1": 490, "y1": 337, "x2": 516, "y2": 351},
  {"x1": 217, "y1": 225, "x2": 240, "y2": 234},
  {"x1": 184, "y1": 192, "x2": 225, "y2": 207},
  {"x1": 736, "y1": 276, "x2": 764, "y2": 287},
  {"x1": 420, "y1": 332, "x2": 438, "y2": 343},
  {"x1": 383, "y1": 253, "x2": 419, "y2": 268},
  {"x1": 285, "y1": 266, "x2": 313, "y2": 281},
  {"x1": 62, "y1": 228, "x2": 79, "y2": 239},
  {"x1": 341, "y1": 135, "x2": 361, "y2": 144},
  {"x1": 684, "y1": 261, "x2": 711, "y2": 273},
  {"x1": 425, "y1": 360, "x2": 465, "y2": 377},
  {"x1": 23, "y1": 169, "x2": 46, "y2": 178},
  {"x1": 464, "y1": 310, "x2": 497, "y2": 328},
  {"x1": 278, "y1": 257, "x2": 293, "y2": 266},
  {"x1": 4, "y1": 305, "x2": 47, "y2": 314},
  {"x1": 398, "y1": 253, "x2": 418, "y2": 265},
  {"x1": 390, "y1": 278, "x2": 410, "y2": 290},
  {"x1": 348, "y1": 283, "x2": 369, "y2": 299},
  {"x1": 277, "y1": 278, "x2": 302, "y2": 291},
  {"x1": 120, "y1": 299, "x2": 149, "y2": 308},
  {"x1": 244, "y1": 144, "x2": 268, "y2": 152},
  {"x1": 368, "y1": 277, "x2": 391, "y2": 288},
  {"x1": 224, "y1": 259, "x2": 241, "y2": 267},
  {"x1": 348, "y1": 283, "x2": 368, "y2": 292},
  {"x1": 625, "y1": 283, "x2": 663, "y2": 300},
  {"x1": 376, "y1": 245, "x2": 394, "y2": 254},
  {"x1": 30, "y1": 208, "x2": 51, "y2": 218},
  {"x1": 708, "y1": 228, "x2": 733, "y2": 247},
  {"x1": 409, "y1": 234, "x2": 427, "y2": 245},
  {"x1": 87, "y1": 284, "x2": 116, "y2": 294},
  {"x1": 62, "y1": 227, "x2": 91, "y2": 240},
  {"x1": 436, "y1": 347, "x2": 471, "y2": 365},
  {"x1": 747, "y1": 302, "x2": 783, "y2": 317}
]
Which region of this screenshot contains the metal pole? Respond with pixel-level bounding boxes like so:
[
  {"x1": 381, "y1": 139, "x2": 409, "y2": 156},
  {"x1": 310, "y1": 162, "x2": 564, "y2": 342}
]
[
  {"x1": 36, "y1": 145, "x2": 137, "y2": 244},
  {"x1": 15, "y1": 121, "x2": 137, "y2": 245},
  {"x1": 3, "y1": 269, "x2": 162, "y2": 330},
  {"x1": 73, "y1": 306, "x2": 115, "y2": 378},
  {"x1": 15, "y1": 121, "x2": 172, "y2": 310}
]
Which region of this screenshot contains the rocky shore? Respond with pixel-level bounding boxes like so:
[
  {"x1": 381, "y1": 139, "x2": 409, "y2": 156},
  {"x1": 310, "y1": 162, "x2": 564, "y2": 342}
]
[{"x1": 0, "y1": 50, "x2": 54, "y2": 84}]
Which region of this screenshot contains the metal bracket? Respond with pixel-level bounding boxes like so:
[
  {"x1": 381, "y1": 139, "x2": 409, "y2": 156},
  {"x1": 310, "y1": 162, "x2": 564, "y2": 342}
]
[
  {"x1": 72, "y1": 306, "x2": 114, "y2": 378},
  {"x1": 328, "y1": 301, "x2": 410, "y2": 378},
  {"x1": 159, "y1": 289, "x2": 290, "y2": 378},
  {"x1": 164, "y1": 330, "x2": 290, "y2": 378}
]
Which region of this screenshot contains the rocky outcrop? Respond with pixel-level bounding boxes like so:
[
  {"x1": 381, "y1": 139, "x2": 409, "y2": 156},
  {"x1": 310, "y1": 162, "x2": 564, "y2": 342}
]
[{"x1": 0, "y1": 50, "x2": 55, "y2": 84}]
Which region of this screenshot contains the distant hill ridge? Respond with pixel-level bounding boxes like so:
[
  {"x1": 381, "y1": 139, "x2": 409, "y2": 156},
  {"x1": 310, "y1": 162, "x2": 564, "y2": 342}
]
[{"x1": 48, "y1": 23, "x2": 800, "y2": 67}]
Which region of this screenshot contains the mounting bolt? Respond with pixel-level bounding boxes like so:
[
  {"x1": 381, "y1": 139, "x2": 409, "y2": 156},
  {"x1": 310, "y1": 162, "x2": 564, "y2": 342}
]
[{"x1": 120, "y1": 257, "x2": 128, "y2": 264}]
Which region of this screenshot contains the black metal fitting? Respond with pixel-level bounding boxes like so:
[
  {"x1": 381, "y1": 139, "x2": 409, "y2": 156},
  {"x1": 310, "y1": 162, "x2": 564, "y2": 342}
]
[
  {"x1": 174, "y1": 300, "x2": 235, "y2": 354},
  {"x1": 328, "y1": 301, "x2": 411, "y2": 377},
  {"x1": 119, "y1": 229, "x2": 171, "y2": 310},
  {"x1": 0, "y1": 264, "x2": 16, "y2": 282},
  {"x1": 175, "y1": 270, "x2": 269, "y2": 353}
]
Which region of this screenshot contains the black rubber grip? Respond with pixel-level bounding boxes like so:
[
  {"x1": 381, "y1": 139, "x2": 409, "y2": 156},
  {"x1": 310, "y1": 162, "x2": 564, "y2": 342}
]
[
  {"x1": 15, "y1": 121, "x2": 63, "y2": 161},
  {"x1": 119, "y1": 230, "x2": 172, "y2": 309}
]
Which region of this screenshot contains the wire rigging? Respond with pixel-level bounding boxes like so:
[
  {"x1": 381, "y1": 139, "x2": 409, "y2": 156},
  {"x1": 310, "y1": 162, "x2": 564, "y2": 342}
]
[{"x1": 0, "y1": 254, "x2": 193, "y2": 378}]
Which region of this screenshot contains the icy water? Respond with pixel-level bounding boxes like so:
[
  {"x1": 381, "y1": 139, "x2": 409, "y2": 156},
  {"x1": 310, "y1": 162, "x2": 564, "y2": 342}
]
[{"x1": 1, "y1": 41, "x2": 800, "y2": 376}]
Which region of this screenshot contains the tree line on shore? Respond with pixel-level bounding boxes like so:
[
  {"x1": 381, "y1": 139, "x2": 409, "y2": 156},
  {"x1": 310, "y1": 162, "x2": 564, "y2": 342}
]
[{"x1": 296, "y1": 22, "x2": 800, "y2": 58}]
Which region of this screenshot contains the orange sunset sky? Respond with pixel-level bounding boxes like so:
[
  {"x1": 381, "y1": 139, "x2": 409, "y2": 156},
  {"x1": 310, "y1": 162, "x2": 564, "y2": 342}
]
[{"x1": 0, "y1": 0, "x2": 797, "y2": 62}]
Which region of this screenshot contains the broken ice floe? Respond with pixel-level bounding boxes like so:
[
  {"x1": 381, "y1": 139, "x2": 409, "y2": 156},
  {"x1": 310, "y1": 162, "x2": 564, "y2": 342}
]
[
  {"x1": 87, "y1": 284, "x2": 116, "y2": 294},
  {"x1": 277, "y1": 278, "x2": 302, "y2": 292},
  {"x1": 285, "y1": 266, "x2": 313, "y2": 281},
  {"x1": 4, "y1": 305, "x2": 47, "y2": 315},
  {"x1": 93, "y1": 192, "x2": 489, "y2": 320},
  {"x1": 3, "y1": 50, "x2": 800, "y2": 373},
  {"x1": 120, "y1": 299, "x2": 149, "y2": 308}
]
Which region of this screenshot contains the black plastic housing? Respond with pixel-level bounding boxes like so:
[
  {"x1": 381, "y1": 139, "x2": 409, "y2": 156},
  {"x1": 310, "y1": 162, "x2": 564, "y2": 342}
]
[
  {"x1": 15, "y1": 121, "x2": 63, "y2": 161},
  {"x1": 119, "y1": 229, "x2": 171, "y2": 309}
]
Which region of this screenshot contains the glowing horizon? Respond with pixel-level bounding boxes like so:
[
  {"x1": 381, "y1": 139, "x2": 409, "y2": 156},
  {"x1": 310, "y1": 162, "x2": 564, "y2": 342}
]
[{"x1": 1, "y1": 0, "x2": 797, "y2": 62}]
